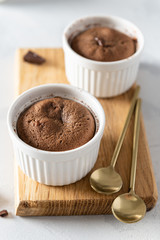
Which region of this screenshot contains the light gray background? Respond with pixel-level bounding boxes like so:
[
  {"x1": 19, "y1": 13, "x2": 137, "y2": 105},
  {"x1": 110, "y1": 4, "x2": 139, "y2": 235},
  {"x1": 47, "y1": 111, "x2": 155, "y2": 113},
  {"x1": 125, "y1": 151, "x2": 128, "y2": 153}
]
[{"x1": 0, "y1": 0, "x2": 159, "y2": 239}]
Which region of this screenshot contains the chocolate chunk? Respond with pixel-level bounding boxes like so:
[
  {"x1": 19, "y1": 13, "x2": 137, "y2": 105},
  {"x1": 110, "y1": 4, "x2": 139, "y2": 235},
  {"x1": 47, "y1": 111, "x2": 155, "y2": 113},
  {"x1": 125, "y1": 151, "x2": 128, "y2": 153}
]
[
  {"x1": 95, "y1": 37, "x2": 103, "y2": 46},
  {"x1": 24, "y1": 51, "x2": 46, "y2": 65},
  {"x1": 0, "y1": 210, "x2": 8, "y2": 217}
]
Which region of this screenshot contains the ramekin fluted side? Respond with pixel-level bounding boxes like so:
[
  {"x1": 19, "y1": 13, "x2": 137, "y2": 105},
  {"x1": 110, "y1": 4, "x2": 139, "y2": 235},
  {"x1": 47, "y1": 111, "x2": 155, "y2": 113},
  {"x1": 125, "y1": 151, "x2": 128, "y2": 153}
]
[
  {"x1": 64, "y1": 54, "x2": 140, "y2": 97},
  {"x1": 63, "y1": 16, "x2": 144, "y2": 98},
  {"x1": 14, "y1": 142, "x2": 100, "y2": 186}
]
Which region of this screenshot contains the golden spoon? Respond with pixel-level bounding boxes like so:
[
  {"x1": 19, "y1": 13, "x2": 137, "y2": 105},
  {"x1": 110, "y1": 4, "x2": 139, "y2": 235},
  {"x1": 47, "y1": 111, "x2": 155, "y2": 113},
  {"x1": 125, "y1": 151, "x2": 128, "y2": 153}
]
[
  {"x1": 90, "y1": 86, "x2": 140, "y2": 195},
  {"x1": 112, "y1": 99, "x2": 146, "y2": 223}
]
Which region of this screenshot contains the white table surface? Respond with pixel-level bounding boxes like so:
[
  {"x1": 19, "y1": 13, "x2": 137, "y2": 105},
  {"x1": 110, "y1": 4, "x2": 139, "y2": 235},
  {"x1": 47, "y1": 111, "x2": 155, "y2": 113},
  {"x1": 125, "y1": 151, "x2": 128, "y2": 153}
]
[{"x1": 0, "y1": 0, "x2": 160, "y2": 239}]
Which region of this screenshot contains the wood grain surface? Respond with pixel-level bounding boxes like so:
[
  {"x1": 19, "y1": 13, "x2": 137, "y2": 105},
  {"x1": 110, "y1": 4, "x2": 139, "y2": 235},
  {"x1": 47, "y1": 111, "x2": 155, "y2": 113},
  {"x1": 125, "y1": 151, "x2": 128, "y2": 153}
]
[{"x1": 15, "y1": 48, "x2": 158, "y2": 216}]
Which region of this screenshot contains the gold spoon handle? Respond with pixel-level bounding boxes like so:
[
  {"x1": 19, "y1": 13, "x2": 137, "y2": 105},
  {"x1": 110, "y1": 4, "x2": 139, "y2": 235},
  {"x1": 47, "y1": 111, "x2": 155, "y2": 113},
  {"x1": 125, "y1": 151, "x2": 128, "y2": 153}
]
[
  {"x1": 130, "y1": 98, "x2": 141, "y2": 192},
  {"x1": 111, "y1": 86, "x2": 140, "y2": 168}
]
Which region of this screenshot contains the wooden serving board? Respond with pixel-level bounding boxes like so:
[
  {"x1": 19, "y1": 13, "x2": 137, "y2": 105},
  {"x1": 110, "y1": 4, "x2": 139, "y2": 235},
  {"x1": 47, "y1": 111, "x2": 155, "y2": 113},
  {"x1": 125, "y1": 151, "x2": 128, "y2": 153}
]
[{"x1": 15, "y1": 48, "x2": 158, "y2": 216}]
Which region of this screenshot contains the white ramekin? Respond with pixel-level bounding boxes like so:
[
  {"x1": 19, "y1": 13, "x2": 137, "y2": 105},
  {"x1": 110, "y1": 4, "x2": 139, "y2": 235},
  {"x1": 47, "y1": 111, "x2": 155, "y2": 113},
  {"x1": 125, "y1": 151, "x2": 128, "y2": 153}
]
[
  {"x1": 7, "y1": 84, "x2": 105, "y2": 186},
  {"x1": 63, "y1": 16, "x2": 144, "y2": 98}
]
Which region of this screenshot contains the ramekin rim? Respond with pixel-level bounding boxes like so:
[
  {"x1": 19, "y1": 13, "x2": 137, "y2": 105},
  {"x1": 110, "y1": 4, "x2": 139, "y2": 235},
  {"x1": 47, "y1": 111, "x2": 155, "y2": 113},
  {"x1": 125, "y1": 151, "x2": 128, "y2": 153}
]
[
  {"x1": 7, "y1": 83, "x2": 105, "y2": 156},
  {"x1": 62, "y1": 15, "x2": 144, "y2": 65}
]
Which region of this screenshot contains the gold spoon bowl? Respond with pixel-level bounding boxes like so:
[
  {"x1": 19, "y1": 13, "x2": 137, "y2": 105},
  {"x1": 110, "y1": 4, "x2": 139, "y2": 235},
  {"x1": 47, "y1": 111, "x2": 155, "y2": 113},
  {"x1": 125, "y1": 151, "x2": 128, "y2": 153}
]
[
  {"x1": 112, "y1": 191, "x2": 146, "y2": 223},
  {"x1": 90, "y1": 166, "x2": 122, "y2": 195}
]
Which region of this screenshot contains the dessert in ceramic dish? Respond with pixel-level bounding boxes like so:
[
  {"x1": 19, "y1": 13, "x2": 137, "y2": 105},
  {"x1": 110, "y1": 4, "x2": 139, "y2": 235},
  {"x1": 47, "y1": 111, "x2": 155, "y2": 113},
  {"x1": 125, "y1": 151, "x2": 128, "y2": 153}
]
[
  {"x1": 71, "y1": 27, "x2": 136, "y2": 62},
  {"x1": 63, "y1": 16, "x2": 144, "y2": 97},
  {"x1": 7, "y1": 84, "x2": 105, "y2": 186},
  {"x1": 17, "y1": 97, "x2": 95, "y2": 151}
]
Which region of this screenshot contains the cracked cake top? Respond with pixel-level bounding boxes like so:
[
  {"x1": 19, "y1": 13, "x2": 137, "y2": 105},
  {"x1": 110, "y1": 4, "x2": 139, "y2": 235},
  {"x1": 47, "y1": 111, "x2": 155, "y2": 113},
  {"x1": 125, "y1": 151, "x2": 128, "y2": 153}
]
[
  {"x1": 71, "y1": 27, "x2": 136, "y2": 62},
  {"x1": 17, "y1": 97, "x2": 95, "y2": 151}
]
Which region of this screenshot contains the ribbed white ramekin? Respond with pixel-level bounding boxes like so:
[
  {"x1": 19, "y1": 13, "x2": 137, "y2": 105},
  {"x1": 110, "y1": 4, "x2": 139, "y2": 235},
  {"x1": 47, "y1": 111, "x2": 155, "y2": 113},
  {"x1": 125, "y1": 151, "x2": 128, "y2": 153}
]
[
  {"x1": 7, "y1": 84, "x2": 105, "y2": 186},
  {"x1": 63, "y1": 16, "x2": 144, "y2": 98}
]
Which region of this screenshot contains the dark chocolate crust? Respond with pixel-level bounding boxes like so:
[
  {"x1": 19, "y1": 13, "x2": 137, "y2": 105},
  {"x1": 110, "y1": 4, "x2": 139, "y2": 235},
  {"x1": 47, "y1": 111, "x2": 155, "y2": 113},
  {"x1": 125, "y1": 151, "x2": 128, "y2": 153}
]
[
  {"x1": 17, "y1": 97, "x2": 95, "y2": 151},
  {"x1": 71, "y1": 27, "x2": 136, "y2": 62}
]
